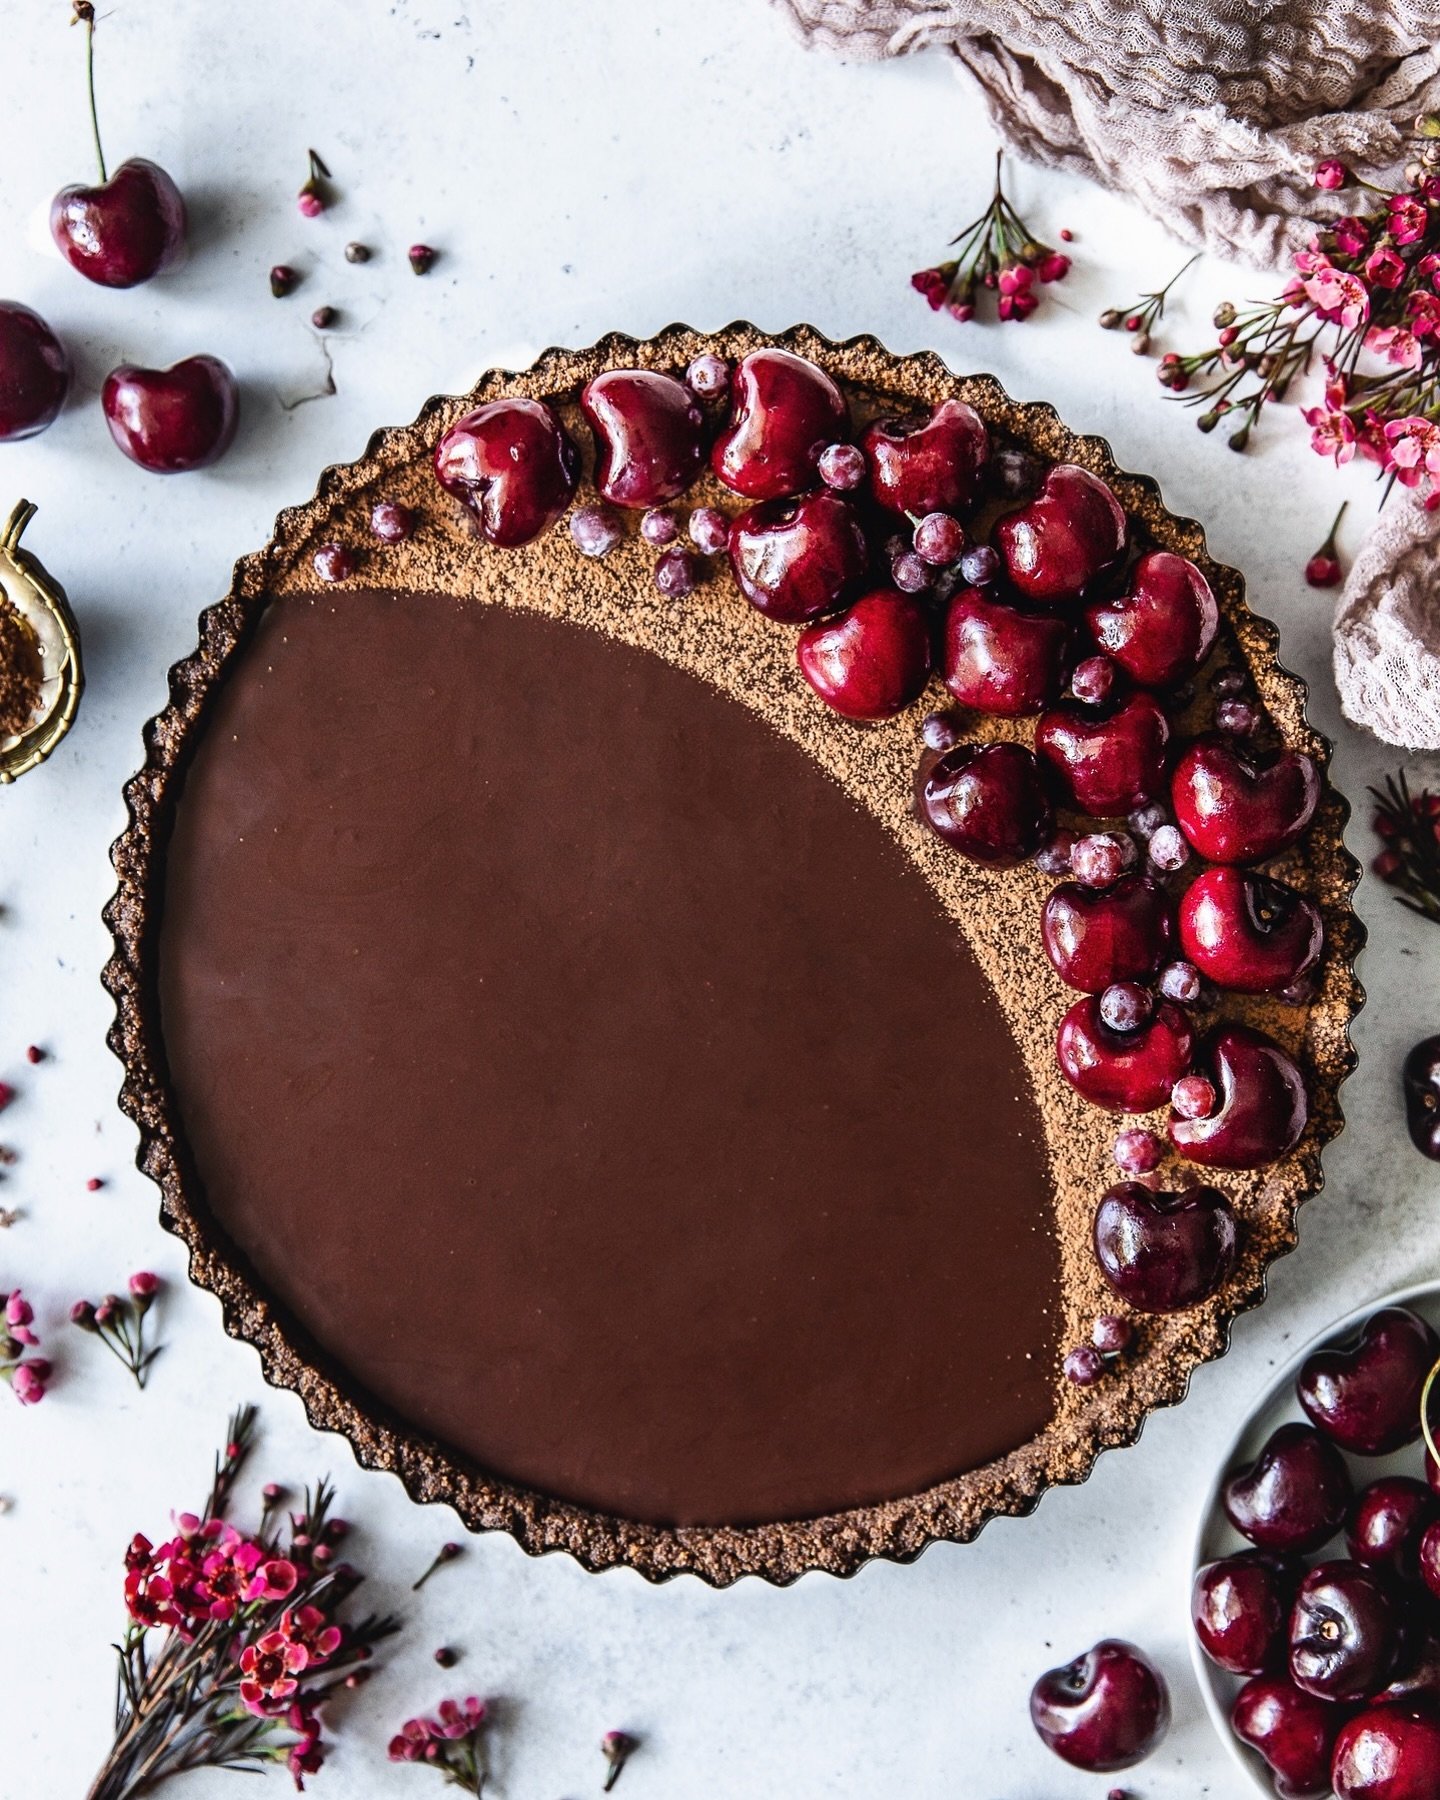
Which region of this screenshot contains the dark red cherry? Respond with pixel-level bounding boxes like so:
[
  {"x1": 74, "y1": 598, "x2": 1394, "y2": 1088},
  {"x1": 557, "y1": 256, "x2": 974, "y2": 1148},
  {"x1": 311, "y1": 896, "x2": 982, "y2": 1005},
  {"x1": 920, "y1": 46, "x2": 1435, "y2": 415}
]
[
  {"x1": 1289, "y1": 1560, "x2": 1400, "y2": 1702},
  {"x1": 1056, "y1": 997, "x2": 1194, "y2": 1113},
  {"x1": 1231, "y1": 1674, "x2": 1342, "y2": 1800},
  {"x1": 995, "y1": 464, "x2": 1127, "y2": 605},
  {"x1": 579, "y1": 369, "x2": 706, "y2": 509},
  {"x1": 1223, "y1": 1421, "x2": 1352, "y2": 1554},
  {"x1": 919, "y1": 741, "x2": 1053, "y2": 867},
  {"x1": 1041, "y1": 874, "x2": 1173, "y2": 993},
  {"x1": 101, "y1": 355, "x2": 238, "y2": 473},
  {"x1": 1036, "y1": 688, "x2": 1171, "y2": 817},
  {"x1": 1093, "y1": 1180, "x2": 1236, "y2": 1312},
  {"x1": 1084, "y1": 550, "x2": 1219, "y2": 690},
  {"x1": 1298, "y1": 1308, "x2": 1440, "y2": 1457},
  {"x1": 1192, "y1": 1552, "x2": 1300, "y2": 1675},
  {"x1": 0, "y1": 302, "x2": 71, "y2": 441},
  {"x1": 727, "y1": 490, "x2": 867, "y2": 623},
  {"x1": 1347, "y1": 1477, "x2": 1437, "y2": 1580},
  {"x1": 433, "y1": 397, "x2": 579, "y2": 547},
  {"x1": 711, "y1": 348, "x2": 848, "y2": 501},
  {"x1": 1178, "y1": 867, "x2": 1324, "y2": 995},
  {"x1": 941, "y1": 586, "x2": 1071, "y2": 717},
  {"x1": 1029, "y1": 1639, "x2": 1169, "y2": 1773},
  {"x1": 860, "y1": 397, "x2": 988, "y2": 518},
  {"x1": 1403, "y1": 1036, "x2": 1440, "y2": 1162},
  {"x1": 50, "y1": 158, "x2": 186, "y2": 289},
  {"x1": 797, "y1": 589, "x2": 932, "y2": 721},
  {"x1": 1375, "y1": 1633, "x2": 1440, "y2": 1707},
  {"x1": 1419, "y1": 1520, "x2": 1440, "y2": 1602},
  {"x1": 1171, "y1": 735, "x2": 1321, "y2": 865},
  {"x1": 1167, "y1": 1023, "x2": 1308, "y2": 1169},
  {"x1": 1333, "y1": 1707, "x2": 1440, "y2": 1800}
]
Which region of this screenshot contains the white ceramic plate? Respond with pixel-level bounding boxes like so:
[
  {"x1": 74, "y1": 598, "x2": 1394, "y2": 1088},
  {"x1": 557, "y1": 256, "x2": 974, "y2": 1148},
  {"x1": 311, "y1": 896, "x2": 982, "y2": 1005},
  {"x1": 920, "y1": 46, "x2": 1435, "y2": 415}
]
[{"x1": 1190, "y1": 1280, "x2": 1440, "y2": 1798}]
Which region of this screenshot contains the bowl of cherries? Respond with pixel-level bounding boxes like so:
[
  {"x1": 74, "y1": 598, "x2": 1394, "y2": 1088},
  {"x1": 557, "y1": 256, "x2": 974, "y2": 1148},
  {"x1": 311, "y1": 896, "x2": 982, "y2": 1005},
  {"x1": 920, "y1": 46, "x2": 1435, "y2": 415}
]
[{"x1": 1192, "y1": 1283, "x2": 1440, "y2": 1799}]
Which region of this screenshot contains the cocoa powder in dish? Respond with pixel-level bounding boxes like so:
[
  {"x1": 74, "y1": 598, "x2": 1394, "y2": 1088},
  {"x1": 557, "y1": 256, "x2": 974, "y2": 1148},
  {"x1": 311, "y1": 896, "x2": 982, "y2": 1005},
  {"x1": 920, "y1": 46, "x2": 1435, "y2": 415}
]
[{"x1": 0, "y1": 593, "x2": 42, "y2": 739}]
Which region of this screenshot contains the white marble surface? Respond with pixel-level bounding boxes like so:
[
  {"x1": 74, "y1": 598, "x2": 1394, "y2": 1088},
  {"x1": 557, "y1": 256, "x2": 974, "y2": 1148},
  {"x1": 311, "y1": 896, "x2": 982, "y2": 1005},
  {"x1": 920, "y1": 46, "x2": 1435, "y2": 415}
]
[{"x1": 2, "y1": 3, "x2": 1439, "y2": 1795}]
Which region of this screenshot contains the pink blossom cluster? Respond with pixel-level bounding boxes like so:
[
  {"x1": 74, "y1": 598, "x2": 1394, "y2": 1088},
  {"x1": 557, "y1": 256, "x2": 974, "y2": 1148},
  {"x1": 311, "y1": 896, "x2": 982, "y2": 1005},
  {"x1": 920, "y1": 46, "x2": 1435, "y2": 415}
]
[
  {"x1": 124, "y1": 1515, "x2": 302, "y2": 1637},
  {"x1": 911, "y1": 153, "x2": 1070, "y2": 325},
  {"x1": 388, "y1": 1695, "x2": 489, "y2": 1776},
  {"x1": 1, "y1": 1287, "x2": 50, "y2": 1404}
]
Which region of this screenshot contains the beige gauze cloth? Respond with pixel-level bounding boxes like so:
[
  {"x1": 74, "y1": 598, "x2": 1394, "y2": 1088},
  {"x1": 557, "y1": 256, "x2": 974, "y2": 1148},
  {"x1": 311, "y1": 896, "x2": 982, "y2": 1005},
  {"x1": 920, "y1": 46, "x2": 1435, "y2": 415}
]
[{"x1": 778, "y1": 0, "x2": 1440, "y2": 747}]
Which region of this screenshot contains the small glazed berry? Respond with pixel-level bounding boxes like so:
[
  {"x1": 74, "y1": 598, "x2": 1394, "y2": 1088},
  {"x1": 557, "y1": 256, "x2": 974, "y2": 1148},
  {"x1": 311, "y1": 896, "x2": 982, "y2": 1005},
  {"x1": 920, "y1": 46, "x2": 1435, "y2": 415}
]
[
  {"x1": 1403, "y1": 1036, "x2": 1440, "y2": 1161},
  {"x1": 1171, "y1": 735, "x2": 1321, "y2": 865},
  {"x1": 688, "y1": 506, "x2": 729, "y2": 556},
  {"x1": 942, "y1": 587, "x2": 1072, "y2": 718},
  {"x1": 1288, "y1": 1560, "x2": 1399, "y2": 1702},
  {"x1": 434, "y1": 397, "x2": 579, "y2": 547},
  {"x1": 654, "y1": 547, "x2": 698, "y2": 598},
  {"x1": 102, "y1": 355, "x2": 239, "y2": 473},
  {"x1": 1056, "y1": 997, "x2": 1195, "y2": 1113},
  {"x1": 995, "y1": 464, "x2": 1128, "y2": 605},
  {"x1": 1036, "y1": 689, "x2": 1172, "y2": 817},
  {"x1": 1029, "y1": 1640, "x2": 1170, "y2": 1773},
  {"x1": 1147, "y1": 824, "x2": 1190, "y2": 872},
  {"x1": 727, "y1": 490, "x2": 867, "y2": 624},
  {"x1": 711, "y1": 348, "x2": 848, "y2": 500},
  {"x1": 581, "y1": 370, "x2": 706, "y2": 510},
  {"x1": 50, "y1": 158, "x2": 187, "y2": 289},
  {"x1": 1297, "y1": 1306, "x2": 1440, "y2": 1457},
  {"x1": 1218, "y1": 698, "x2": 1261, "y2": 735},
  {"x1": 959, "y1": 543, "x2": 1000, "y2": 586},
  {"x1": 1093, "y1": 1313, "x2": 1133, "y2": 1353},
  {"x1": 370, "y1": 502, "x2": 415, "y2": 544},
  {"x1": 1168, "y1": 1024, "x2": 1309, "y2": 1169},
  {"x1": 1071, "y1": 654, "x2": 1117, "y2": 707},
  {"x1": 1231, "y1": 1674, "x2": 1340, "y2": 1800},
  {"x1": 1034, "y1": 830, "x2": 1076, "y2": 876},
  {"x1": 796, "y1": 589, "x2": 932, "y2": 721},
  {"x1": 0, "y1": 302, "x2": 71, "y2": 441},
  {"x1": 913, "y1": 511, "x2": 966, "y2": 566},
  {"x1": 1041, "y1": 873, "x2": 1173, "y2": 994},
  {"x1": 1178, "y1": 867, "x2": 1324, "y2": 995},
  {"x1": 1157, "y1": 960, "x2": 1202, "y2": 1005},
  {"x1": 685, "y1": 353, "x2": 730, "y2": 399},
  {"x1": 1099, "y1": 981, "x2": 1154, "y2": 1034},
  {"x1": 1093, "y1": 1181, "x2": 1237, "y2": 1312},
  {"x1": 920, "y1": 710, "x2": 961, "y2": 753},
  {"x1": 920, "y1": 741, "x2": 1055, "y2": 868},
  {"x1": 1071, "y1": 832, "x2": 1136, "y2": 889},
  {"x1": 1346, "y1": 1477, "x2": 1436, "y2": 1580},
  {"x1": 1064, "y1": 1344, "x2": 1106, "y2": 1386},
  {"x1": 817, "y1": 442, "x2": 865, "y2": 490},
  {"x1": 1171, "y1": 1073, "x2": 1216, "y2": 1119},
  {"x1": 1419, "y1": 1519, "x2": 1440, "y2": 1601},
  {"x1": 313, "y1": 543, "x2": 355, "y2": 584},
  {"x1": 1113, "y1": 1128, "x2": 1162, "y2": 1175},
  {"x1": 1223, "y1": 1421, "x2": 1352, "y2": 1554},
  {"x1": 861, "y1": 398, "x2": 989, "y2": 519},
  {"x1": 891, "y1": 551, "x2": 929, "y2": 593},
  {"x1": 569, "y1": 504, "x2": 623, "y2": 558},
  {"x1": 1192, "y1": 1551, "x2": 1299, "y2": 1675},
  {"x1": 1332, "y1": 1707, "x2": 1440, "y2": 1800},
  {"x1": 640, "y1": 507, "x2": 679, "y2": 546},
  {"x1": 1085, "y1": 550, "x2": 1219, "y2": 690}
]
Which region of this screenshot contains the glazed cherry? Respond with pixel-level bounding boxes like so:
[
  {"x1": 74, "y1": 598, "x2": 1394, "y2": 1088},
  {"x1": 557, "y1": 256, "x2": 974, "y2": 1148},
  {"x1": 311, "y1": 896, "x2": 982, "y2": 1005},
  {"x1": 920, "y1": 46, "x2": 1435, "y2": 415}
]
[
  {"x1": 1193, "y1": 1552, "x2": 1299, "y2": 1675},
  {"x1": 1041, "y1": 874, "x2": 1173, "y2": 993},
  {"x1": 1347, "y1": 1477, "x2": 1436, "y2": 1580},
  {"x1": 727, "y1": 490, "x2": 867, "y2": 623},
  {"x1": 1056, "y1": 997, "x2": 1194, "y2": 1113},
  {"x1": 0, "y1": 302, "x2": 71, "y2": 441},
  {"x1": 1333, "y1": 1707, "x2": 1440, "y2": 1800},
  {"x1": 101, "y1": 356, "x2": 238, "y2": 473},
  {"x1": 711, "y1": 348, "x2": 848, "y2": 500},
  {"x1": 51, "y1": 158, "x2": 186, "y2": 289},
  {"x1": 1289, "y1": 1560, "x2": 1400, "y2": 1702},
  {"x1": 995, "y1": 464, "x2": 1127, "y2": 605},
  {"x1": 1231, "y1": 1674, "x2": 1341, "y2": 1800},
  {"x1": 1298, "y1": 1307, "x2": 1440, "y2": 1457},
  {"x1": 1403, "y1": 1036, "x2": 1440, "y2": 1161},
  {"x1": 1029, "y1": 1639, "x2": 1169, "y2": 1773},
  {"x1": 1167, "y1": 1023, "x2": 1308, "y2": 1168},
  {"x1": 796, "y1": 589, "x2": 931, "y2": 721},
  {"x1": 919, "y1": 741, "x2": 1054, "y2": 868},
  {"x1": 941, "y1": 586, "x2": 1071, "y2": 717},
  {"x1": 1085, "y1": 550, "x2": 1219, "y2": 690},
  {"x1": 1036, "y1": 689, "x2": 1171, "y2": 817},
  {"x1": 434, "y1": 397, "x2": 579, "y2": 547},
  {"x1": 580, "y1": 369, "x2": 706, "y2": 509},
  {"x1": 1223, "y1": 1422, "x2": 1352, "y2": 1554},
  {"x1": 1178, "y1": 867, "x2": 1324, "y2": 995},
  {"x1": 1093, "y1": 1181, "x2": 1236, "y2": 1312},
  {"x1": 860, "y1": 397, "x2": 989, "y2": 518},
  {"x1": 1171, "y1": 735, "x2": 1321, "y2": 865}
]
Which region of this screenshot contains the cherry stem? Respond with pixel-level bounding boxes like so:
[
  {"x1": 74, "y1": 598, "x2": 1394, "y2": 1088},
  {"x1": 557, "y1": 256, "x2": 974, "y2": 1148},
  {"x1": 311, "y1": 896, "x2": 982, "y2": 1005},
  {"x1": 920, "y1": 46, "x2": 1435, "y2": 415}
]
[
  {"x1": 78, "y1": 7, "x2": 107, "y2": 184},
  {"x1": 1422, "y1": 1353, "x2": 1440, "y2": 1471}
]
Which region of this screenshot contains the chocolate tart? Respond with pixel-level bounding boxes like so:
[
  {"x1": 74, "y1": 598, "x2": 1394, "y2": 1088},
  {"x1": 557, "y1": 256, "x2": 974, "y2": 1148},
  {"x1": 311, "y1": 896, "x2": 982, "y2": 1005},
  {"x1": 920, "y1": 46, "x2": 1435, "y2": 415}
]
[{"x1": 104, "y1": 325, "x2": 1363, "y2": 1585}]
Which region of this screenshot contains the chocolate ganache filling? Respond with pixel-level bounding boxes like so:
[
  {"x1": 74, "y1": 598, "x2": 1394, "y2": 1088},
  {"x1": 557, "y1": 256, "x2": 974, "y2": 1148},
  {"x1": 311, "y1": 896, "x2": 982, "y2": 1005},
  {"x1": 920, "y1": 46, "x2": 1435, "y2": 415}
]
[{"x1": 158, "y1": 587, "x2": 1059, "y2": 1527}]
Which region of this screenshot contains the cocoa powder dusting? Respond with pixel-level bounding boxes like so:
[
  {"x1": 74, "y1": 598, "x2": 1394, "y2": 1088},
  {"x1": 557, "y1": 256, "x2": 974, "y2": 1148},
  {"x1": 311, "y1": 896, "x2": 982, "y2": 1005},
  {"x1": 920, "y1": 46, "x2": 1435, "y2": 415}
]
[{"x1": 0, "y1": 594, "x2": 42, "y2": 739}]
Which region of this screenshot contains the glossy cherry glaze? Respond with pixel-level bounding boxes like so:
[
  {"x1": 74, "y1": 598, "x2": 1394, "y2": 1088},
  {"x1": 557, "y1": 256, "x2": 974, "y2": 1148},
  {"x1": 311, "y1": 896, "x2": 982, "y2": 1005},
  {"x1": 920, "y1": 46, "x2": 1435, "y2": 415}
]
[
  {"x1": 1093, "y1": 1181, "x2": 1237, "y2": 1312},
  {"x1": 860, "y1": 397, "x2": 988, "y2": 517},
  {"x1": 711, "y1": 348, "x2": 849, "y2": 500},
  {"x1": 995, "y1": 464, "x2": 1128, "y2": 605},
  {"x1": 1223, "y1": 1421, "x2": 1353, "y2": 1554},
  {"x1": 1192, "y1": 1551, "x2": 1300, "y2": 1675},
  {"x1": 0, "y1": 301, "x2": 71, "y2": 440},
  {"x1": 919, "y1": 741, "x2": 1054, "y2": 867},
  {"x1": 1167, "y1": 1023, "x2": 1309, "y2": 1169},
  {"x1": 1231, "y1": 1674, "x2": 1341, "y2": 1800},
  {"x1": 726, "y1": 490, "x2": 867, "y2": 623},
  {"x1": 433, "y1": 397, "x2": 579, "y2": 547},
  {"x1": 1298, "y1": 1308, "x2": 1440, "y2": 1458},
  {"x1": 1036, "y1": 688, "x2": 1171, "y2": 817},
  {"x1": 1041, "y1": 874, "x2": 1173, "y2": 993},
  {"x1": 1085, "y1": 550, "x2": 1220, "y2": 690},
  {"x1": 579, "y1": 369, "x2": 706, "y2": 509},
  {"x1": 1332, "y1": 1708, "x2": 1440, "y2": 1800},
  {"x1": 1056, "y1": 997, "x2": 1195, "y2": 1113},
  {"x1": 1029, "y1": 1639, "x2": 1170, "y2": 1773},
  {"x1": 796, "y1": 589, "x2": 932, "y2": 721},
  {"x1": 101, "y1": 355, "x2": 238, "y2": 473},
  {"x1": 50, "y1": 157, "x2": 186, "y2": 288},
  {"x1": 941, "y1": 586, "x2": 1072, "y2": 717},
  {"x1": 1171, "y1": 735, "x2": 1321, "y2": 865},
  {"x1": 1347, "y1": 1477, "x2": 1436, "y2": 1580},
  {"x1": 1178, "y1": 867, "x2": 1324, "y2": 995},
  {"x1": 1403, "y1": 1036, "x2": 1440, "y2": 1161},
  {"x1": 1289, "y1": 1559, "x2": 1400, "y2": 1701}
]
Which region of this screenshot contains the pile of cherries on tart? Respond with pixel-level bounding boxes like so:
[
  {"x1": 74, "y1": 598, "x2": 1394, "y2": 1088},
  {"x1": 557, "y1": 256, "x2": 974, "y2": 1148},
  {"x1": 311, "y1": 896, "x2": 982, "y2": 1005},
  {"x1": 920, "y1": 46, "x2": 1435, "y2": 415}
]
[
  {"x1": 424, "y1": 343, "x2": 1326, "y2": 1335},
  {"x1": 1196, "y1": 1305, "x2": 1440, "y2": 1799}
]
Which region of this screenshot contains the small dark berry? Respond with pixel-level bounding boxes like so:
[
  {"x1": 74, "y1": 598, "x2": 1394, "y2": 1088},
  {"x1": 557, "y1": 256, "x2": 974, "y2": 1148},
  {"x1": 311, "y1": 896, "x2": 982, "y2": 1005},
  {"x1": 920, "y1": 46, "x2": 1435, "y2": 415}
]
[
  {"x1": 310, "y1": 305, "x2": 337, "y2": 330},
  {"x1": 685, "y1": 354, "x2": 729, "y2": 399},
  {"x1": 1099, "y1": 981, "x2": 1154, "y2": 1034},
  {"x1": 640, "y1": 508, "x2": 679, "y2": 547},
  {"x1": 313, "y1": 543, "x2": 356, "y2": 584},
  {"x1": 654, "y1": 547, "x2": 697, "y2": 598},
  {"x1": 370, "y1": 502, "x2": 415, "y2": 544},
  {"x1": 818, "y1": 443, "x2": 865, "y2": 490},
  {"x1": 1064, "y1": 1344, "x2": 1106, "y2": 1386},
  {"x1": 913, "y1": 511, "x2": 966, "y2": 566},
  {"x1": 270, "y1": 265, "x2": 300, "y2": 299},
  {"x1": 920, "y1": 711, "x2": 962, "y2": 753},
  {"x1": 569, "y1": 505, "x2": 622, "y2": 559},
  {"x1": 1114, "y1": 1128, "x2": 1162, "y2": 1174},
  {"x1": 688, "y1": 507, "x2": 728, "y2": 556},
  {"x1": 1093, "y1": 1314, "x2": 1133, "y2": 1354},
  {"x1": 958, "y1": 544, "x2": 1000, "y2": 586},
  {"x1": 434, "y1": 1646, "x2": 458, "y2": 1668}
]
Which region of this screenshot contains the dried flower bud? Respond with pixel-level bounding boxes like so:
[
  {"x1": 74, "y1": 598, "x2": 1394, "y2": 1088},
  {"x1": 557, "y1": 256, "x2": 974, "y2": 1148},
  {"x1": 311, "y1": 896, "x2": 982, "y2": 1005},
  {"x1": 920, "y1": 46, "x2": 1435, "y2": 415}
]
[
  {"x1": 345, "y1": 241, "x2": 371, "y2": 263},
  {"x1": 1131, "y1": 331, "x2": 1151, "y2": 356},
  {"x1": 310, "y1": 305, "x2": 337, "y2": 331},
  {"x1": 270, "y1": 265, "x2": 299, "y2": 299},
  {"x1": 1098, "y1": 307, "x2": 1122, "y2": 330},
  {"x1": 1227, "y1": 425, "x2": 1251, "y2": 453},
  {"x1": 1212, "y1": 301, "x2": 1237, "y2": 328},
  {"x1": 298, "y1": 149, "x2": 333, "y2": 217},
  {"x1": 434, "y1": 1646, "x2": 458, "y2": 1668},
  {"x1": 408, "y1": 244, "x2": 438, "y2": 276},
  {"x1": 602, "y1": 1731, "x2": 638, "y2": 1792},
  {"x1": 262, "y1": 1482, "x2": 287, "y2": 1503},
  {"x1": 70, "y1": 1300, "x2": 98, "y2": 1331}
]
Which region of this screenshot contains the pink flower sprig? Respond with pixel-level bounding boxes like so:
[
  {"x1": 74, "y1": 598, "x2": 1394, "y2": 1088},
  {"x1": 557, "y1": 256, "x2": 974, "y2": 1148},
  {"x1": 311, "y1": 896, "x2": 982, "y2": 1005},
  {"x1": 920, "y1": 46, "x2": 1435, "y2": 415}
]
[
  {"x1": 602, "y1": 1730, "x2": 639, "y2": 1792},
  {"x1": 71, "y1": 1272, "x2": 164, "y2": 1389},
  {"x1": 297, "y1": 148, "x2": 333, "y2": 218},
  {"x1": 1098, "y1": 252, "x2": 1201, "y2": 357},
  {"x1": 1, "y1": 1287, "x2": 51, "y2": 1404},
  {"x1": 911, "y1": 151, "x2": 1070, "y2": 324},
  {"x1": 388, "y1": 1695, "x2": 489, "y2": 1793},
  {"x1": 87, "y1": 1405, "x2": 399, "y2": 1800},
  {"x1": 1304, "y1": 500, "x2": 1349, "y2": 586},
  {"x1": 1372, "y1": 770, "x2": 1440, "y2": 923}
]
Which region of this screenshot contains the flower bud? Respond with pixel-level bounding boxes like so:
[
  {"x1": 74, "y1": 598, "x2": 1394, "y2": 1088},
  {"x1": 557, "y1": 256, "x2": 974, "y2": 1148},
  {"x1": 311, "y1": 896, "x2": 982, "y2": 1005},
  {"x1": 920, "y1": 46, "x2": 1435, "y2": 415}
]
[
  {"x1": 71, "y1": 1299, "x2": 98, "y2": 1331},
  {"x1": 1098, "y1": 308, "x2": 1122, "y2": 329},
  {"x1": 1212, "y1": 301, "x2": 1237, "y2": 328}
]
